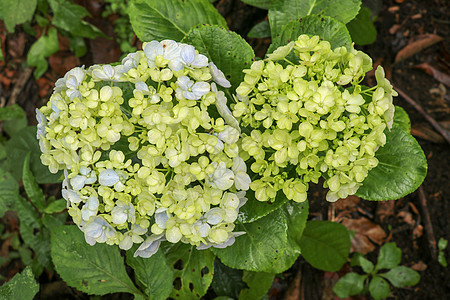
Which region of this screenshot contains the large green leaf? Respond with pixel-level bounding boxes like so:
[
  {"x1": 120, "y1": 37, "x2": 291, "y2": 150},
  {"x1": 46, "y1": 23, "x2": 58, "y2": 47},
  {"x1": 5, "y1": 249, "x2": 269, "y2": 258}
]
[
  {"x1": 241, "y1": 0, "x2": 270, "y2": 10},
  {"x1": 0, "y1": 104, "x2": 26, "y2": 121},
  {"x1": 332, "y1": 273, "x2": 366, "y2": 298},
  {"x1": 182, "y1": 24, "x2": 255, "y2": 93},
  {"x1": 347, "y1": 6, "x2": 377, "y2": 45},
  {"x1": 268, "y1": 15, "x2": 352, "y2": 57},
  {"x1": 268, "y1": 0, "x2": 361, "y2": 36},
  {"x1": 238, "y1": 271, "x2": 274, "y2": 300},
  {"x1": 163, "y1": 243, "x2": 215, "y2": 299},
  {"x1": 212, "y1": 259, "x2": 247, "y2": 299},
  {"x1": 23, "y1": 152, "x2": 46, "y2": 212},
  {"x1": 381, "y1": 266, "x2": 420, "y2": 288},
  {"x1": 16, "y1": 196, "x2": 52, "y2": 269},
  {"x1": 237, "y1": 190, "x2": 288, "y2": 223},
  {"x1": 213, "y1": 209, "x2": 288, "y2": 271},
  {"x1": 355, "y1": 123, "x2": 427, "y2": 201},
  {"x1": 299, "y1": 220, "x2": 351, "y2": 271},
  {"x1": 0, "y1": 168, "x2": 20, "y2": 217},
  {"x1": 128, "y1": 0, "x2": 227, "y2": 42},
  {"x1": 126, "y1": 250, "x2": 174, "y2": 300},
  {"x1": 0, "y1": 266, "x2": 39, "y2": 300},
  {"x1": 265, "y1": 200, "x2": 308, "y2": 273},
  {"x1": 393, "y1": 106, "x2": 411, "y2": 132},
  {"x1": 27, "y1": 27, "x2": 59, "y2": 78},
  {"x1": 4, "y1": 126, "x2": 62, "y2": 184},
  {"x1": 48, "y1": 0, "x2": 104, "y2": 39},
  {"x1": 0, "y1": 0, "x2": 37, "y2": 32},
  {"x1": 51, "y1": 225, "x2": 141, "y2": 296}
]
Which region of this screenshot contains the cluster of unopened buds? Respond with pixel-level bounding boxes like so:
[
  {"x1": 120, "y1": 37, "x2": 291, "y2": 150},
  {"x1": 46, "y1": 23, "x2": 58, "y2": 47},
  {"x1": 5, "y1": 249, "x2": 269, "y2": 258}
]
[
  {"x1": 36, "y1": 40, "x2": 251, "y2": 257},
  {"x1": 233, "y1": 34, "x2": 397, "y2": 203}
]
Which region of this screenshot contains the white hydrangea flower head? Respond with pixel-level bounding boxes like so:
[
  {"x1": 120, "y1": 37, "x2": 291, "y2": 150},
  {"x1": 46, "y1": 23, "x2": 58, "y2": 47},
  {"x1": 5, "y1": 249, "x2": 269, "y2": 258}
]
[
  {"x1": 234, "y1": 34, "x2": 396, "y2": 203},
  {"x1": 37, "y1": 39, "x2": 250, "y2": 256}
]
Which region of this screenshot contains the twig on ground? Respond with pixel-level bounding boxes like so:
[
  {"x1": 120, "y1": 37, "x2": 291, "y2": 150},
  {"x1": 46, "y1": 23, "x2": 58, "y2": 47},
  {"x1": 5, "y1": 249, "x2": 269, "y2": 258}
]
[
  {"x1": 395, "y1": 86, "x2": 450, "y2": 144},
  {"x1": 283, "y1": 267, "x2": 302, "y2": 300},
  {"x1": 9, "y1": 67, "x2": 33, "y2": 105},
  {"x1": 418, "y1": 186, "x2": 438, "y2": 260}
]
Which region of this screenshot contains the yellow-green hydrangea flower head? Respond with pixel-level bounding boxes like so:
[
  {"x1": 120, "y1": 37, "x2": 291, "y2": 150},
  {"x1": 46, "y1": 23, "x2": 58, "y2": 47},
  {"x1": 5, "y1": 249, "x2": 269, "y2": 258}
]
[
  {"x1": 36, "y1": 40, "x2": 250, "y2": 257},
  {"x1": 233, "y1": 34, "x2": 397, "y2": 203}
]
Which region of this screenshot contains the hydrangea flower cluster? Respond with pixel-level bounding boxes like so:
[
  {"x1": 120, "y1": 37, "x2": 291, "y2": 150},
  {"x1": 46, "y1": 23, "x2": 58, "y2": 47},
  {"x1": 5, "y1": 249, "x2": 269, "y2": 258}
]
[
  {"x1": 233, "y1": 35, "x2": 397, "y2": 203},
  {"x1": 36, "y1": 40, "x2": 251, "y2": 257}
]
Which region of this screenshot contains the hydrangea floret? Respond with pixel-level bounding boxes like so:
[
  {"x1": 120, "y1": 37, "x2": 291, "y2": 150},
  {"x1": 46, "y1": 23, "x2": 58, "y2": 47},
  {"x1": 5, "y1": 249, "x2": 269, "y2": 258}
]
[
  {"x1": 36, "y1": 40, "x2": 250, "y2": 257},
  {"x1": 233, "y1": 35, "x2": 397, "y2": 203}
]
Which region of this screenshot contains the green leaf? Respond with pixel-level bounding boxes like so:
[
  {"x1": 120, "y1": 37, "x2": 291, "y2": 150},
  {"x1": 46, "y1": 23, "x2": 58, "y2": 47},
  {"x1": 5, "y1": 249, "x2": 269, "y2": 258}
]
[
  {"x1": 41, "y1": 212, "x2": 67, "y2": 230},
  {"x1": 356, "y1": 122, "x2": 427, "y2": 200},
  {"x1": 438, "y1": 251, "x2": 447, "y2": 267},
  {"x1": 212, "y1": 209, "x2": 288, "y2": 272},
  {"x1": 0, "y1": 104, "x2": 26, "y2": 121},
  {"x1": 347, "y1": 6, "x2": 377, "y2": 45},
  {"x1": 212, "y1": 259, "x2": 247, "y2": 299},
  {"x1": 51, "y1": 225, "x2": 140, "y2": 296},
  {"x1": 126, "y1": 250, "x2": 174, "y2": 300},
  {"x1": 0, "y1": 168, "x2": 20, "y2": 217},
  {"x1": 237, "y1": 190, "x2": 287, "y2": 223},
  {"x1": 48, "y1": 0, "x2": 104, "y2": 39},
  {"x1": 68, "y1": 35, "x2": 87, "y2": 57},
  {"x1": 0, "y1": 144, "x2": 6, "y2": 160},
  {"x1": 381, "y1": 266, "x2": 420, "y2": 288},
  {"x1": 393, "y1": 106, "x2": 411, "y2": 132},
  {"x1": 299, "y1": 220, "x2": 351, "y2": 271},
  {"x1": 268, "y1": 15, "x2": 352, "y2": 58},
  {"x1": 375, "y1": 242, "x2": 402, "y2": 271},
  {"x1": 43, "y1": 198, "x2": 67, "y2": 214},
  {"x1": 350, "y1": 253, "x2": 374, "y2": 274},
  {"x1": 23, "y1": 152, "x2": 46, "y2": 212},
  {"x1": 238, "y1": 271, "x2": 274, "y2": 300},
  {"x1": 268, "y1": 0, "x2": 361, "y2": 37},
  {"x1": 4, "y1": 126, "x2": 62, "y2": 184},
  {"x1": 182, "y1": 24, "x2": 255, "y2": 93},
  {"x1": 265, "y1": 200, "x2": 308, "y2": 273},
  {"x1": 438, "y1": 237, "x2": 448, "y2": 250},
  {"x1": 369, "y1": 276, "x2": 391, "y2": 300},
  {"x1": 128, "y1": 0, "x2": 227, "y2": 42},
  {"x1": 332, "y1": 272, "x2": 366, "y2": 298},
  {"x1": 163, "y1": 243, "x2": 215, "y2": 299},
  {"x1": 0, "y1": 266, "x2": 39, "y2": 300},
  {"x1": 16, "y1": 196, "x2": 52, "y2": 270},
  {"x1": 241, "y1": 0, "x2": 270, "y2": 10},
  {"x1": 0, "y1": 0, "x2": 37, "y2": 32},
  {"x1": 27, "y1": 27, "x2": 60, "y2": 78},
  {"x1": 3, "y1": 113, "x2": 27, "y2": 137},
  {"x1": 248, "y1": 20, "x2": 271, "y2": 39}
]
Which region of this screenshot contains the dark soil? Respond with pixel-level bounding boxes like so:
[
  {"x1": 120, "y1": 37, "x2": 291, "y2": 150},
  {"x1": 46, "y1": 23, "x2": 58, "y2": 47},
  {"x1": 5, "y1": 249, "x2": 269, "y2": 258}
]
[{"x1": 0, "y1": 0, "x2": 449, "y2": 299}]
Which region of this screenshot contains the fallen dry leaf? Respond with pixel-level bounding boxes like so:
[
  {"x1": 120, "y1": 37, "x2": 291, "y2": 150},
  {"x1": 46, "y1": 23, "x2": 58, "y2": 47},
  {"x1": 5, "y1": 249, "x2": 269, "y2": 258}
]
[
  {"x1": 49, "y1": 53, "x2": 80, "y2": 77},
  {"x1": 398, "y1": 211, "x2": 414, "y2": 225},
  {"x1": 36, "y1": 77, "x2": 53, "y2": 98},
  {"x1": 395, "y1": 34, "x2": 443, "y2": 62},
  {"x1": 376, "y1": 200, "x2": 395, "y2": 223},
  {"x1": 7, "y1": 32, "x2": 26, "y2": 58},
  {"x1": 342, "y1": 218, "x2": 387, "y2": 254},
  {"x1": 410, "y1": 261, "x2": 428, "y2": 271},
  {"x1": 415, "y1": 63, "x2": 450, "y2": 87},
  {"x1": 388, "y1": 6, "x2": 400, "y2": 13},
  {"x1": 389, "y1": 24, "x2": 402, "y2": 35},
  {"x1": 413, "y1": 224, "x2": 424, "y2": 239}
]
